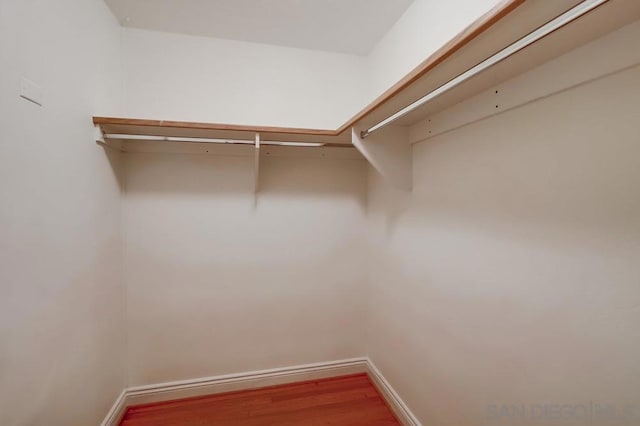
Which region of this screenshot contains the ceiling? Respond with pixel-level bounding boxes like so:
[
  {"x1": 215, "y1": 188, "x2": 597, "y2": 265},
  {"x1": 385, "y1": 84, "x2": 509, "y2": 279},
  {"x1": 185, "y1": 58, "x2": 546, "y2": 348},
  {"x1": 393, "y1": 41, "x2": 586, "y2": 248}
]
[{"x1": 104, "y1": 0, "x2": 414, "y2": 55}]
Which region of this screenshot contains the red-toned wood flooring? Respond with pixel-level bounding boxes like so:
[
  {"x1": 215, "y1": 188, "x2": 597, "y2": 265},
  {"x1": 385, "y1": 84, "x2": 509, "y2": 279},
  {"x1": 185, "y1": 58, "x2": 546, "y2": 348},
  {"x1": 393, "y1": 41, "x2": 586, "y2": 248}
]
[{"x1": 119, "y1": 373, "x2": 401, "y2": 425}]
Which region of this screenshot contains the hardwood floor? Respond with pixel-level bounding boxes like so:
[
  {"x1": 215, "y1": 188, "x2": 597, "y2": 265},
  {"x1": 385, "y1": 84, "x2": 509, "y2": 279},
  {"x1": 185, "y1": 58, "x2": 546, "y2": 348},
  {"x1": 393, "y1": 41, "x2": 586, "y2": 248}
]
[{"x1": 120, "y1": 373, "x2": 401, "y2": 425}]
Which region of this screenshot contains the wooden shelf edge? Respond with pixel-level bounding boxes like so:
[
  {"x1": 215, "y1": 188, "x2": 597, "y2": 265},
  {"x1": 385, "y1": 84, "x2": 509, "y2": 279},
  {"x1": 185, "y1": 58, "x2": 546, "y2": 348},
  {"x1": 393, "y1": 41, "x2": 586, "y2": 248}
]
[{"x1": 92, "y1": 116, "x2": 337, "y2": 137}]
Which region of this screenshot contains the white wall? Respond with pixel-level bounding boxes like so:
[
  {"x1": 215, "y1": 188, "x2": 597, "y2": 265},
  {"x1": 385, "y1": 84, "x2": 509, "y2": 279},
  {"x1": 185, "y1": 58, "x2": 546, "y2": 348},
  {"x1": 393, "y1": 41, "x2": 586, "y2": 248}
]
[
  {"x1": 366, "y1": 29, "x2": 640, "y2": 426},
  {"x1": 367, "y1": 0, "x2": 498, "y2": 99},
  {"x1": 121, "y1": 0, "x2": 502, "y2": 129},
  {"x1": 123, "y1": 28, "x2": 369, "y2": 129},
  {"x1": 115, "y1": 0, "x2": 509, "y2": 392},
  {"x1": 123, "y1": 153, "x2": 368, "y2": 385},
  {"x1": 0, "y1": 0, "x2": 126, "y2": 425}
]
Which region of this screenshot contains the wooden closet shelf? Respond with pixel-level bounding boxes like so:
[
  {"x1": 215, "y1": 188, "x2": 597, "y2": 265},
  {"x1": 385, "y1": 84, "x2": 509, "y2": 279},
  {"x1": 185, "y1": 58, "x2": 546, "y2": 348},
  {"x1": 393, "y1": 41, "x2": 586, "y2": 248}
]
[{"x1": 94, "y1": 0, "x2": 640, "y2": 153}]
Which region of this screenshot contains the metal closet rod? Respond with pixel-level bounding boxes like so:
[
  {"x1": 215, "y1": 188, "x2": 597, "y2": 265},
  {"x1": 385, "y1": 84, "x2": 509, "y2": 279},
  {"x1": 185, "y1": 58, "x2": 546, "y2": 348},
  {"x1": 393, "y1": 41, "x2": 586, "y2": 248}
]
[
  {"x1": 104, "y1": 134, "x2": 325, "y2": 147},
  {"x1": 360, "y1": 0, "x2": 608, "y2": 139}
]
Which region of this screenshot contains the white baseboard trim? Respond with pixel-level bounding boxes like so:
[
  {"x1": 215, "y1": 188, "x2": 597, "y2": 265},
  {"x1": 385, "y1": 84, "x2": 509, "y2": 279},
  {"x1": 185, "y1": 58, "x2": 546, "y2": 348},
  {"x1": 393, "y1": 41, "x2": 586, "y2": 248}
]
[
  {"x1": 365, "y1": 358, "x2": 422, "y2": 426},
  {"x1": 100, "y1": 389, "x2": 126, "y2": 426},
  {"x1": 101, "y1": 357, "x2": 420, "y2": 426}
]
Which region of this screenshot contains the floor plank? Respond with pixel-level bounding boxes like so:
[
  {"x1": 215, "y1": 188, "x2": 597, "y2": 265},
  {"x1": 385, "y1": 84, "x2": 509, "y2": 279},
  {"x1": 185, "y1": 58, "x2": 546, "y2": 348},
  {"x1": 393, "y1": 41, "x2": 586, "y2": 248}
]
[{"x1": 120, "y1": 373, "x2": 401, "y2": 425}]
